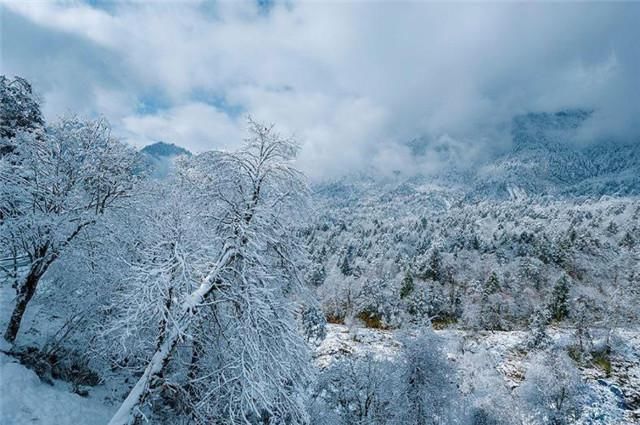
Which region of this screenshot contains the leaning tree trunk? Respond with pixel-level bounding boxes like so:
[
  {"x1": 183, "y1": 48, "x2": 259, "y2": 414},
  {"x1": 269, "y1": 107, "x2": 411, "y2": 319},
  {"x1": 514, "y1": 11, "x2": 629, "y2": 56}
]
[
  {"x1": 108, "y1": 247, "x2": 236, "y2": 425},
  {"x1": 4, "y1": 269, "x2": 42, "y2": 343},
  {"x1": 107, "y1": 327, "x2": 180, "y2": 425}
]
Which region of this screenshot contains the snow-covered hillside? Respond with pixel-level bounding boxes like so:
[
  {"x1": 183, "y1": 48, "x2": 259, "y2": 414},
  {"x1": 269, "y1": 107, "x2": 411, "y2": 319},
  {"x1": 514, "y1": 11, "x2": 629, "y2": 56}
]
[{"x1": 316, "y1": 324, "x2": 640, "y2": 425}]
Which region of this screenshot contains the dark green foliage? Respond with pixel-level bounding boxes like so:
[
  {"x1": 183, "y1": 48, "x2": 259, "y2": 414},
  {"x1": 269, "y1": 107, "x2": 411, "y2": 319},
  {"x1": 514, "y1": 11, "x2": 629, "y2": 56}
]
[
  {"x1": 0, "y1": 76, "x2": 44, "y2": 141},
  {"x1": 339, "y1": 254, "x2": 352, "y2": 276},
  {"x1": 431, "y1": 315, "x2": 458, "y2": 330},
  {"x1": 591, "y1": 348, "x2": 612, "y2": 377},
  {"x1": 478, "y1": 273, "x2": 506, "y2": 330},
  {"x1": 483, "y1": 272, "x2": 501, "y2": 296},
  {"x1": 339, "y1": 245, "x2": 355, "y2": 276},
  {"x1": 549, "y1": 275, "x2": 570, "y2": 322},
  {"x1": 140, "y1": 141, "x2": 191, "y2": 157},
  {"x1": 526, "y1": 309, "x2": 551, "y2": 349},
  {"x1": 421, "y1": 248, "x2": 444, "y2": 281},
  {"x1": 308, "y1": 262, "x2": 326, "y2": 286},
  {"x1": 470, "y1": 408, "x2": 503, "y2": 425},
  {"x1": 400, "y1": 271, "x2": 414, "y2": 298}
]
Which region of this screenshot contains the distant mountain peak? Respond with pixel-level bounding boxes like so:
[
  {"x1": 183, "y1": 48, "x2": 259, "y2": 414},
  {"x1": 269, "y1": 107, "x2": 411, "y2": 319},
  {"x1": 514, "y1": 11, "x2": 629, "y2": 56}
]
[
  {"x1": 138, "y1": 142, "x2": 191, "y2": 179},
  {"x1": 140, "y1": 141, "x2": 191, "y2": 157}
]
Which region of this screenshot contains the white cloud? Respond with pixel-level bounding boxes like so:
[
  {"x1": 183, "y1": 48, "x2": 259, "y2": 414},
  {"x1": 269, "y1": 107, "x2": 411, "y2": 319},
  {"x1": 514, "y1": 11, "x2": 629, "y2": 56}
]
[
  {"x1": 2, "y1": 0, "x2": 119, "y2": 47},
  {"x1": 122, "y1": 102, "x2": 243, "y2": 153},
  {"x1": 2, "y1": 0, "x2": 639, "y2": 179},
  {"x1": 228, "y1": 85, "x2": 390, "y2": 178}
]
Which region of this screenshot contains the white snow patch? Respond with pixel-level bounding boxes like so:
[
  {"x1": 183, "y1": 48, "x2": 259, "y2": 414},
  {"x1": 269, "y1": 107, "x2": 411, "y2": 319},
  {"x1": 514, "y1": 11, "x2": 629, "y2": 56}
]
[{"x1": 0, "y1": 353, "x2": 114, "y2": 425}]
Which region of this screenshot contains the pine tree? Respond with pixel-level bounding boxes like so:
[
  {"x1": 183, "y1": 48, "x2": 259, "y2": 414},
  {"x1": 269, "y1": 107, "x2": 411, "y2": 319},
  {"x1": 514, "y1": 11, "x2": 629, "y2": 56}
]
[
  {"x1": 308, "y1": 262, "x2": 326, "y2": 286},
  {"x1": 339, "y1": 245, "x2": 355, "y2": 276},
  {"x1": 339, "y1": 253, "x2": 352, "y2": 276},
  {"x1": 526, "y1": 309, "x2": 551, "y2": 349},
  {"x1": 549, "y1": 275, "x2": 570, "y2": 322},
  {"x1": 427, "y1": 248, "x2": 443, "y2": 281},
  {"x1": 479, "y1": 272, "x2": 504, "y2": 331},
  {"x1": 483, "y1": 272, "x2": 501, "y2": 296},
  {"x1": 400, "y1": 270, "x2": 415, "y2": 299}
]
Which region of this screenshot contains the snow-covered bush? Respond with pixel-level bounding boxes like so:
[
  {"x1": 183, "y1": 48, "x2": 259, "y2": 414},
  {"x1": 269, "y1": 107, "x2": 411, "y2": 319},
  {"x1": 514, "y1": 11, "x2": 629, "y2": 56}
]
[
  {"x1": 313, "y1": 355, "x2": 395, "y2": 425},
  {"x1": 394, "y1": 330, "x2": 467, "y2": 425},
  {"x1": 518, "y1": 349, "x2": 585, "y2": 424}
]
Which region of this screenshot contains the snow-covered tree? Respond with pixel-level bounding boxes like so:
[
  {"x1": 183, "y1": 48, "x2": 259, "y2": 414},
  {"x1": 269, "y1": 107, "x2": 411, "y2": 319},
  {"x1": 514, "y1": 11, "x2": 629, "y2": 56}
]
[
  {"x1": 0, "y1": 75, "x2": 44, "y2": 153},
  {"x1": 107, "y1": 119, "x2": 312, "y2": 425},
  {"x1": 479, "y1": 272, "x2": 505, "y2": 330},
  {"x1": 1, "y1": 116, "x2": 137, "y2": 343},
  {"x1": 93, "y1": 178, "x2": 206, "y2": 367},
  {"x1": 525, "y1": 308, "x2": 551, "y2": 350},
  {"x1": 460, "y1": 346, "x2": 527, "y2": 425},
  {"x1": 570, "y1": 295, "x2": 595, "y2": 361},
  {"x1": 313, "y1": 355, "x2": 394, "y2": 425},
  {"x1": 548, "y1": 275, "x2": 570, "y2": 322},
  {"x1": 300, "y1": 301, "x2": 328, "y2": 345},
  {"x1": 400, "y1": 269, "x2": 415, "y2": 298}
]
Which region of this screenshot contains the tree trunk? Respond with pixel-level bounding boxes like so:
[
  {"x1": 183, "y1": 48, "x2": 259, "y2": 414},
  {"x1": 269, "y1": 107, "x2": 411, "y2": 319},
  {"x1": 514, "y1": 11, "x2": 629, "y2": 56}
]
[
  {"x1": 107, "y1": 327, "x2": 180, "y2": 425},
  {"x1": 108, "y1": 247, "x2": 235, "y2": 425},
  {"x1": 4, "y1": 269, "x2": 41, "y2": 343},
  {"x1": 3, "y1": 224, "x2": 91, "y2": 343}
]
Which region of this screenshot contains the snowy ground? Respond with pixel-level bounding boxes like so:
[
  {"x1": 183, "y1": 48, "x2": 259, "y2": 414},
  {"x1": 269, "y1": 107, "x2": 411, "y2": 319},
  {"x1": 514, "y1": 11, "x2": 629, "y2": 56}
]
[
  {"x1": 316, "y1": 324, "x2": 640, "y2": 425},
  {"x1": 1, "y1": 292, "x2": 639, "y2": 425},
  {"x1": 0, "y1": 349, "x2": 114, "y2": 425},
  {"x1": 0, "y1": 285, "x2": 116, "y2": 425}
]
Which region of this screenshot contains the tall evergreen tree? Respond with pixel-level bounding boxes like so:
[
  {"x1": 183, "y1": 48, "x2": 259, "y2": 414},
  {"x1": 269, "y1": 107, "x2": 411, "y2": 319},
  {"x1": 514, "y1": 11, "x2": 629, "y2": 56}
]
[
  {"x1": 339, "y1": 246, "x2": 354, "y2": 276},
  {"x1": 526, "y1": 309, "x2": 551, "y2": 349},
  {"x1": 400, "y1": 270, "x2": 415, "y2": 299},
  {"x1": 549, "y1": 275, "x2": 570, "y2": 322},
  {"x1": 484, "y1": 272, "x2": 501, "y2": 296}
]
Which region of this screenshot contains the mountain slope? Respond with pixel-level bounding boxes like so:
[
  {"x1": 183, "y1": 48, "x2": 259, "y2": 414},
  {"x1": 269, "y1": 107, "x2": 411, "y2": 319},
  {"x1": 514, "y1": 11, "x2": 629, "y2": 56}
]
[{"x1": 473, "y1": 110, "x2": 640, "y2": 199}]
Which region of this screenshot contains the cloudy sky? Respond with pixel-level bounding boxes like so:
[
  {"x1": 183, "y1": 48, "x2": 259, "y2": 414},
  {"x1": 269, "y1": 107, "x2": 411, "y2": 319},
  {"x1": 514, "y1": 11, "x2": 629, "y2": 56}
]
[{"x1": 2, "y1": 1, "x2": 639, "y2": 179}]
